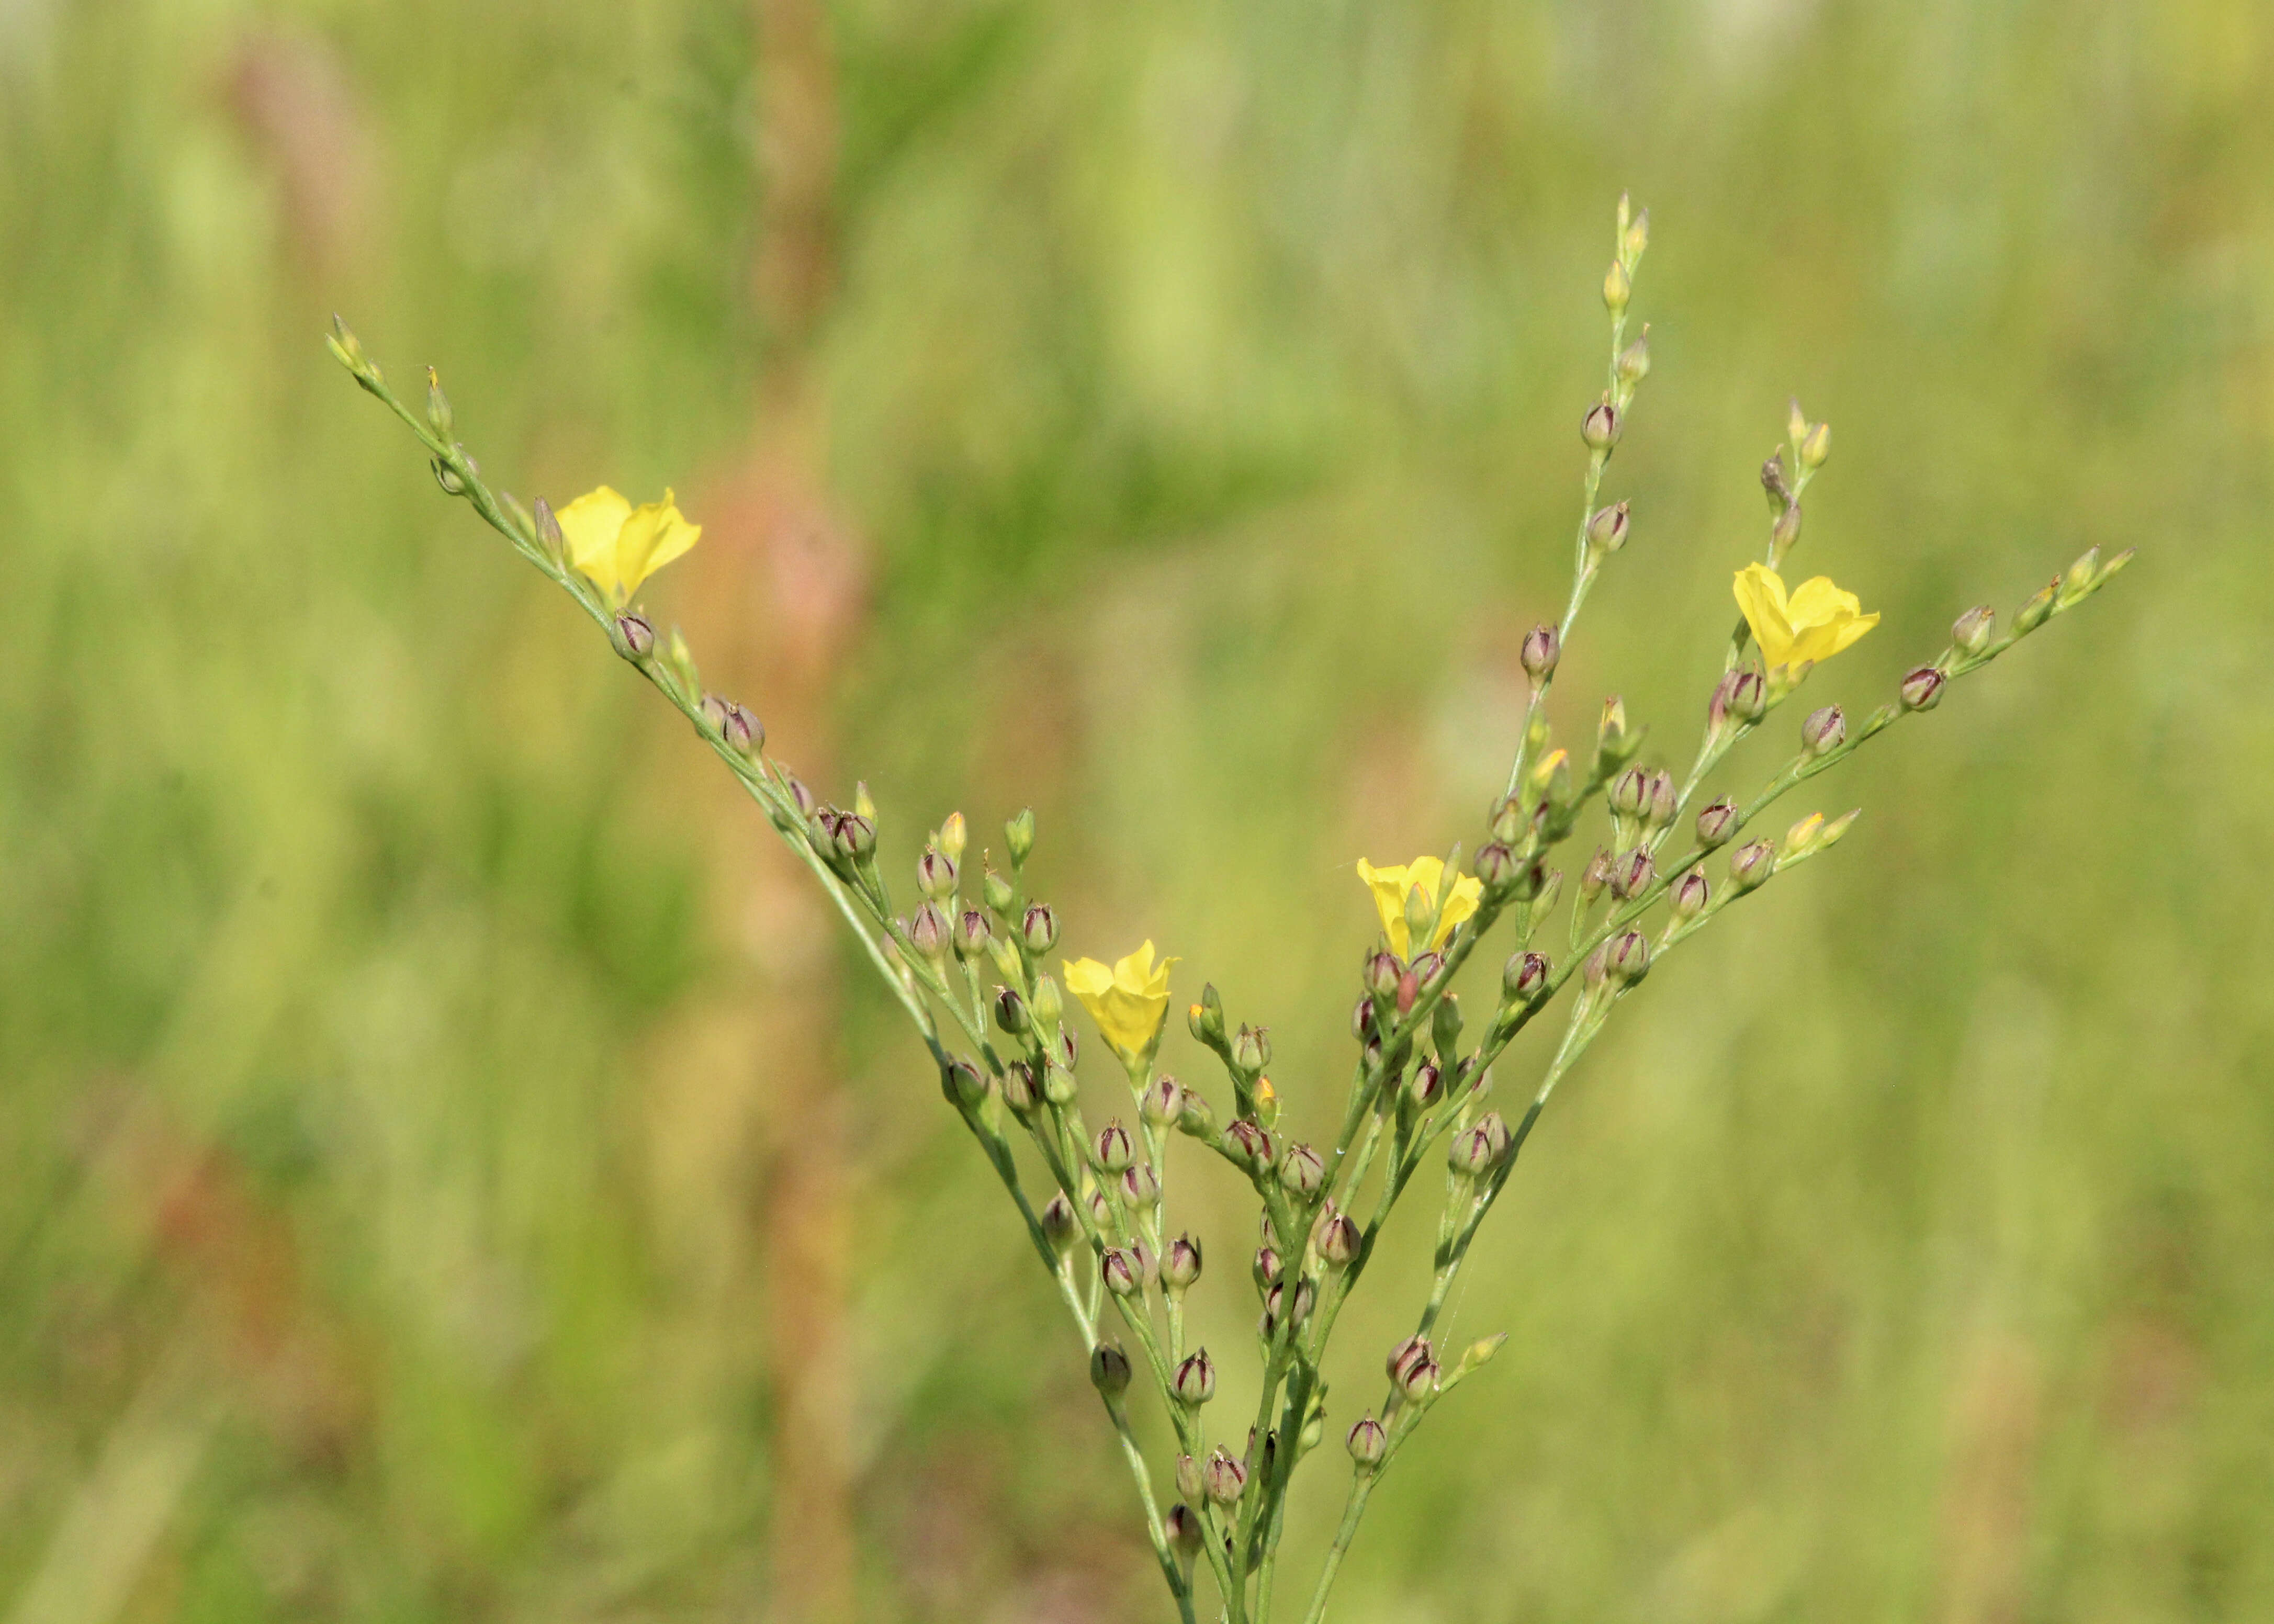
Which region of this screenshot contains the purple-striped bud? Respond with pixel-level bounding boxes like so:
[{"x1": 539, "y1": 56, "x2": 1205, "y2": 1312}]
[
  {"x1": 1609, "y1": 847, "x2": 1654, "y2": 901},
  {"x1": 1503, "y1": 950, "x2": 1549, "y2": 1002},
  {"x1": 1670, "y1": 868, "x2": 1709, "y2": 921},
  {"x1": 1899, "y1": 666, "x2": 1946, "y2": 712},
  {"x1": 1604, "y1": 930, "x2": 1651, "y2": 985},
  {"x1": 1140, "y1": 1074, "x2": 1185, "y2": 1127},
  {"x1": 1520, "y1": 623, "x2": 1560, "y2": 681},
  {"x1": 1163, "y1": 1233, "x2": 1203, "y2": 1290},
  {"x1": 1729, "y1": 839, "x2": 1776, "y2": 893},
  {"x1": 1801, "y1": 704, "x2": 1845, "y2": 758},
  {"x1": 1091, "y1": 1120, "x2": 1134, "y2": 1174},
  {"x1": 1021, "y1": 902, "x2": 1058, "y2": 954},
  {"x1": 1278, "y1": 1142, "x2": 1326, "y2": 1200},
  {"x1": 1101, "y1": 1248, "x2": 1141, "y2": 1298},
  {"x1": 1696, "y1": 797, "x2": 1740, "y2": 849},
  {"x1": 1173, "y1": 1349, "x2": 1217, "y2": 1405},
  {"x1": 1089, "y1": 1340, "x2": 1131, "y2": 1399},
  {"x1": 1346, "y1": 1415, "x2": 1388, "y2": 1468},
  {"x1": 1203, "y1": 1448, "x2": 1247, "y2": 1506}
]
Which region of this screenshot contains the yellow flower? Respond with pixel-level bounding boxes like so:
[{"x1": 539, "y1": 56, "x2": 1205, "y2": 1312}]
[
  {"x1": 1731, "y1": 563, "x2": 1878, "y2": 671},
  {"x1": 1064, "y1": 941, "x2": 1179, "y2": 1063},
  {"x1": 556, "y1": 485, "x2": 701, "y2": 606},
  {"x1": 1356, "y1": 856, "x2": 1481, "y2": 959}
]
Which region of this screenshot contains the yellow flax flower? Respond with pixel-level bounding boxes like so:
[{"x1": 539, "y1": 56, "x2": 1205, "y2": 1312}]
[
  {"x1": 1356, "y1": 856, "x2": 1481, "y2": 958},
  {"x1": 1064, "y1": 941, "x2": 1179, "y2": 1063},
  {"x1": 1731, "y1": 563, "x2": 1878, "y2": 671},
  {"x1": 556, "y1": 486, "x2": 702, "y2": 606}
]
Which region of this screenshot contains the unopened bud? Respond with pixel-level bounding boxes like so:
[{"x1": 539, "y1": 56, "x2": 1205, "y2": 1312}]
[
  {"x1": 1799, "y1": 421, "x2": 1830, "y2": 469},
  {"x1": 612, "y1": 611, "x2": 656, "y2": 660},
  {"x1": 1350, "y1": 995, "x2": 1376, "y2": 1042},
  {"x1": 943, "y1": 1057, "x2": 986, "y2": 1109},
  {"x1": 1581, "y1": 399, "x2": 1620, "y2": 453},
  {"x1": 1101, "y1": 1247, "x2": 1142, "y2": 1298},
  {"x1": 724, "y1": 702, "x2": 762, "y2": 755},
  {"x1": 1177, "y1": 1087, "x2": 1216, "y2": 1138},
  {"x1": 783, "y1": 776, "x2": 817, "y2": 822},
  {"x1": 1364, "y1": 951, "x2": 1404, "y2": 1002},
  {"x1": 1602, "y1": 260, "x2": 1630, "y2": 313},
  {"x1": 1616, "y1": 330, "x2": 1651, "y2": 385},
  {"x1": 1278, "y1": 1142, "x2": 1326, "y2": 1200},
  {"x1": 1040, "y1": 1193, "x2": 1079, "y2": 1252},
  {"x1": 832, "y1": 813, "x2": 876, "y2": 865},
  {"x1": 1622, "y1": 206, "x2": 1649, "y2": 262},
  {"x1": 1646, "y1": 770, "x2": 1677, "y2": 828},
  {"x1": 1580, "y1": 848, "x2": 1613, "y2": 903},
  {"x1": 1408, "y1": 1058, "x2": 1443, "y2": 1110},
  {"x1": 1604, "y1": 930, "x2": 1650, "y2": 985},
  {"x1": 1176, "y1": 1453, "x2": 1204, "y2": 1501},
  {"x1": 1190, "y1": 984, "x2": 1226, "y2": 1046},
  {"x1": 1389, "y1": 1337, "x2": 1438, "y2": 1401},
  {"x1": 1585, "y1": 500, "x2": 1630, "y2": 555},
  {"x1": 1448, "y1": 1121, "x2": 1500, "y2": 1176},
  {"x1": 1503, "y1": 951, "x2": 1549, "y2": 1002},
  {"x1": 1225, "y1": 1119, "x2": 1275, "y2": 1171},
  {"x1": 1728, "y1": 839, "x2": 1776, "y2": 892},
  {"x1": 917, "y1": 846, "x2": 958, "y2": 901},
  {"x1": 1610, "y1": 847, "x2": 1654, "y2": 901},
  {"x1": 1519, "y1": 623, "x2": 1560, "y2": 682},
  {"x1": 1899, "y1": 666, "x2": 1945, "y2": 712},
  {"x1": 1020, "y1": 903, "x2": 1058, "y2": 954},
  {"x1": 1091, "y1": 1120, "x2": 1134, "y2": 1174},
  {"x1": 1173, "y1": 1348, "x2": 1217, "y2": 1405},
  {"x1": 1489, "y1": 795, "x2": 1524, "y2": 845},
  {"x1": 1140, "y1": 1074, "x2": 1185, "y2": 1127},
  {"x1": 1165, "y1": 1503, "x2": 1203, "y2": 1559},
  {"x1": 1121, "y1": 1162, "x2": 1161, "y2": 1209},
  {"x1": 994, "y1": 986, "x2": 1030, "y2": 1035},
  {"x1": 1801, "y1": 704, "x2": 1845, "y2": 757},
  {"x1": 1001, "y1": 1061, "x2": 1037, "y2": 1114},
  {"x1": 1253, "y1": 1245, "x2": 1282, "y2": 1290},
  {"x1": 1346, "y1": 1415, "x2": 1388, "y2": 1469},
  {"x1": 1670, "y1": 868, "x2": 1709, "y2": 921},
  {"x1": 933, "y1": 810, "x2": 966, "y2": 864},
  {"x1": 1530, "y1": 747, "x2": 1572, "y2": 807},
  {"x1": 1042, "y1": 1057, "x2": 1078, "y2": 1106},
  {"x1": 532, "y1": 497, "x2": 563, "y2": 561},
  {"x1": 1771, "y1": 499, "x2": 1803, "y2": 558},
  {"x1": 1952, "y1": 605, "x2": 1995, "y2": 656},
  {"x1": 954, "y1": 909, "x2": 992, "y2": 961},
  {"x1": 1005, "y1": 808, "x2": 1035, "y2": 865},
  {"x1": 424, "y1": 366, "x2": 453, "y2": 436},
  {"x1": 1317, "y1": 1210, "x2": 1361, "y2": 1266},
  {"x1": 1030, "y1": 973, "x2": 1063, "y2": 1027},
  {"x1": 1782, "y1": 811, "x2": 1826, "y2": 858},
  {"x1": 982, "y1": 867, "x2": 1015, "y2": 916},
  {"x1": 1431, "y1": 990, "x2": 1463, "y2": 1057},
  {"x1": 1203, "y1": 1448, "x2": 1247, "y2": 1506},
  {"x1": 1696, "y1": 797, "x2": 1740, "y2": 849},
  {"x1": 909, "y1": 902, "x2": 950, "y2": 961},
  {"x1": 1090, "y1": 1340, "x2": 1132, "y2": 1399},
  {"x1": 2014, "y1": 583, "x2": 2056, "y2": 634},
  {"x1": 1231, "y1": 1024, "x2": 1271, "y2": 1074},
  {"x1": 1726, "y1": 669, "x2": 1766, "y2": 725},
  {"x1": 1610, "y1": 766, "x2": 1649, "y2": 818},
  {"x1": 1163, "y1": 1233, "x2": 1203, "y2": 1290}
]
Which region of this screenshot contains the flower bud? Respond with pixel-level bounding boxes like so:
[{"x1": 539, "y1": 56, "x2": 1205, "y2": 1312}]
[
  {"x1": 1952, "y1": 604, "x2": 1995, "y2": 656},
  {"x1": 2014, "y1": 583, "x2": 2055, "y2": 634},
  {"x1": 1432, "y1": 990, "x2": 1463, "y2": 1056},
  {"x1": 1316, "y1": 1209, "x2": 1361, "y2": 1267},
  {"x1": 1037, "y1": 1194, "x2": 1079, "y2": 1255},
  {"x1": 1140, "y1": 1074, "x2": 1185, "y2": 1127},
  {"x1": 1585, "y1": 500, "x2": 1630, "y2": 554},
  {"x1": 1728, "y1": 839, "x2": 1776, "y2": 892},
  {"x1": 1609, "y1": 847, "x2": 1654, "y2": 901},
  {"x1": 982, "y1": 867, "x2": 1015, "y2": 916},
  {"x1": 1782, "y1": 811, "x2": 1826, "y2": 858},
  {"x1": 1089, "y1": 1340, "x2": 1132, "y2": 1400},
  {"x1": 1091, "y1": 1120, "x2": 1134, "y2": 1174},
  {"x1": 1030, "y1": 973, "x2": 1063, "y2": 1027},
  {"x1": 1121, "y1": 1162, "x2": 1162, "y2": 1210},
  {"x1": 1409, "y1": 951, "x2": 1446, "y2": 990},
  {"x1": 1261, "y1": 1280, "x2": 1314, "y2": 1337},
  {"x1": 936, "y1": 811, "x2": 966, "y2": 864},
  {"x1": 909, "y1": 903, "x2": 950, "y2": 961},
  {"x1": 1530, "y1": 747, "x2": 1573, "y2": 807},
  {"x1": 1609, "y1": 766, "x2": 1649, "y2": 818},
  {"x1": 1278, "y1": 1142, "x2": 1326, "y2": 1200},
  {"x1": 832, "y1": 813, "x2": 876, "y2": 864},
  {"x1": 1203, "y1": 1448, "x2": 1247, "y2": 1506},
  {"x1": 1231, "y1": 1024, "x2": 1271, "y2": 1074},
  {"x1": 1020, "y1": 903, "x2": 1059, "y2": 954},
  {"x1": 1388, "y1": 1336, "x2": 1437, "y2": 1400},
  {"x1": 1670, "y1": 867, "x2": 1709, "y2": 921},
  {"x1": 1101, "y1": 1247, "x2": 1142, "y2": 1297},
  {"x1": 1346, "y1": 1415, "x2": 1388, "y2": 1469},
  {"x1": 1473, "y1": 842, "x2": 1518, "y2": 898},
  {"x1": 1408, "y1": 1058, "x2": 1443, "y2": 1110},
  {"x1": 1695, "y1": 797, "x2": 1740, "y2": 849},
  {"x1": 784, "y1": 776, "x2": 817, "y2": 820},
  {"x1": 1173, "y1": 1348, "x2": 1217, "y2": 1406},
  {"x1": 942, "y1": 1057, "x2": 986, "y2": 1109},
  {"x1": 1519, "y1": 623, "x2": 1560, "y2": 681},
  {"x1": 994, "y1": 986, "x2": 1029, "y2": 1035},
  {"x1": 1364, "y1": 951, "x2": 1403, "y2": 1003},
  {"x1": 1616, "y1": 331, "x2": 1650, "y2": 385},
  {"x1": 1801, "y1": 704, "x2": 1845, "y2": 758},
  {"x1": 1448, "y1": 1121, "x2": 1500, "y2": 1177},
  {"x1": 1771, "y1": 500, "x2": 1803, "y2": 560},
  {"x1": 1176, "y1": 1453, "x2": 1203, "y2": 1501},
  {"x1": 1581, "y1": 400, "x2": 1620, "y2": 453},
  {"x1": 1163, "y1": 1233, "x2": 1203, "y2": 1290},
  {"x1": 1604, "y1": 930, "x2": 1650, "y2": 985},
  {"x1": 612, "y1": 610, "x2": 656, "y2": 660},
  {"x1": 1622, "y1": 204, "x2": 1649, "y2": 262},
  {"x1": 1225, "y1": 1119, "x2": 1275, "y2": 1171},
  {"x1": 1253, "y1": 1245, "x2": 1282, "y2": 1291},
  {"x1": 1042, "y1": 1056, "x2": 1078, "y2": 1105},
  {"x1": 1165, "y1": 1503, "x2": 1203, "y2": 1559},
  {"x1": 1177, "y1": 1087, "x2": 1216, "y2": 1139},
  {"x1": 954, "y1": 909, "x2": 992, "y2": 961},
  {"x1": 853, "y1": 782, "x2": 877, "y2": 823},
  {"x1": 1728, "y1": 668, "x2": 1768, "y2": 724},
  {"x1": 1580, "y1": 848, "x2": 1613, "y2": 903},
  {"x1": 1001, "y1": 1061, "x2": 1037, "y2": 1114},
  {"x1": 1899, "y1": 666, "x2": 1945, "y2": 713},
  {"x1": 1602, "y1": 259, "x2": 1630, "y2": 313},
  {"x1": 1489, "y1": 795, "x2": 1524, "y2": 845},
  {"x1": 722, "y1": 702, "x2": 762, "y2": 756},
  {"x1": 1503, "y1": 951, "x2": 1549, "y2": 1002},
  {"x1": 1799, "y1": 420, "x2": 1831, "y2": 469},
  {"x1": 916, "y1": 846, "x2": 958, "y2": 901},
  {"x1": 1645, "y1": 770, "x2": 1678, "y2": 829},
  {"x1": 1005, "y1": 808, "x2": 1035, "y2": 865}
]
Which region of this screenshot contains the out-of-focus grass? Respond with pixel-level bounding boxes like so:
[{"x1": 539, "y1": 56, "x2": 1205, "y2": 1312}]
[{"x1": 1, "y1": 1, "x2": 2269, "y2": 1620}]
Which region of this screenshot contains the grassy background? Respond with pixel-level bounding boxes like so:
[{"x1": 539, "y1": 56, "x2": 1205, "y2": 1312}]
[{"x1": 2, "y1": 1, "x2": 2269, "y2": 1620}]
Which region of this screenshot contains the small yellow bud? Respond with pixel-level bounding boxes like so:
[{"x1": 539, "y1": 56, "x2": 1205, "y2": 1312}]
[
  {"x1": 1603, "y1": 260, "x2": 1630, "y2": 314},
  {"x1": 1781, "y1": 812, "x2": 1826, "y2": 859},
  {"x1": 938, "y1": 811, "x2": 967, "y2": 864}
]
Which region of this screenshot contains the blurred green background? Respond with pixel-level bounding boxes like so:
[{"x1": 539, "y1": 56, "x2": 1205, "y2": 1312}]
[{"x1": 1, "y1": 0, "x2": 2267, "y2": 1620}]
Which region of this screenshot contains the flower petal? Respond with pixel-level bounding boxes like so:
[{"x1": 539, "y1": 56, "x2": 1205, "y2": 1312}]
[
  {"x1": 1356, "y1": 860, "x2": 1413, "y2": 957},
  {"x1": 614, "y1": 489, "x2": 701, "y2": 599},
  {"x1": 1433, "y1": 874, "x2": 1483, "y2": 949},
  {"x1": 558, "y1": 486, "x2": 634, "y2": 599},
  {"x1": 1732, "y1": 563, "x2": 1796, "y2": 668}
]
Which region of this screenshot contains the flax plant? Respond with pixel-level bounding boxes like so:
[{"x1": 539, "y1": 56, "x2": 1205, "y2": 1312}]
[{"x1": 328, "y1": 198, "x2": 2129, "y2": 1622}]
